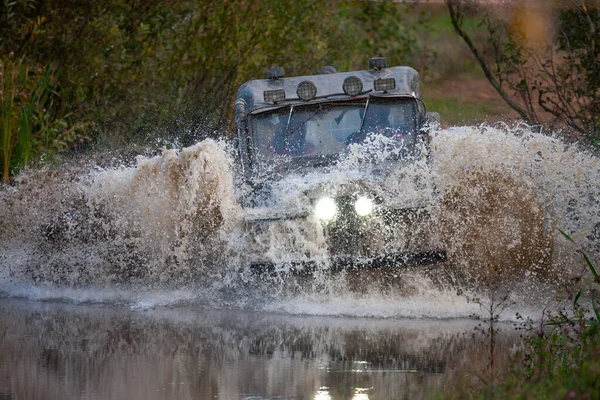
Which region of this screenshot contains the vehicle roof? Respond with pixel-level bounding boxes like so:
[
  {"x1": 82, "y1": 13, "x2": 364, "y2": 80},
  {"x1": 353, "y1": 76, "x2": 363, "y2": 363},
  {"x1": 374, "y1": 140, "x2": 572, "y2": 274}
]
[{"x1": 235, "y1": 66, "x2": 421, "y2": 121}]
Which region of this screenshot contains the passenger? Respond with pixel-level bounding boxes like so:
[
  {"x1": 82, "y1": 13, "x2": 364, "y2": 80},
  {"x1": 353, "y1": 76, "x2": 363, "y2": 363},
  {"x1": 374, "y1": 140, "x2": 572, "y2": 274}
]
[
  {"x1": 363, "y1": 105, "x2": 413, "y2": 140},
  {"x1": 284, "y1": 124, "x2": 316, "y2": 155},
  {"x1": 345, "y1": 105, "x2": 391, "y2": 144}
]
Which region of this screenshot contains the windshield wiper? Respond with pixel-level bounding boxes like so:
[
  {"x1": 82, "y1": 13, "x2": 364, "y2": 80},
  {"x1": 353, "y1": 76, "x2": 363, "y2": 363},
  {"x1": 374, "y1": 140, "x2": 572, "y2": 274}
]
[
  {"x1": 285, "y1": 105, "x2": 323, "y2": 137},
  {"x1": 359, "y1": 97, "x2": 370, "y2": 131}
]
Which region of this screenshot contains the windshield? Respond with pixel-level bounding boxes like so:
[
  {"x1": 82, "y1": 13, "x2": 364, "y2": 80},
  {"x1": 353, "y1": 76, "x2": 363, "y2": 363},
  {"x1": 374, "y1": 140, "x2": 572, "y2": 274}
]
[{"x1": 251, "y1": 98, "x2": 417, "y2": 171}]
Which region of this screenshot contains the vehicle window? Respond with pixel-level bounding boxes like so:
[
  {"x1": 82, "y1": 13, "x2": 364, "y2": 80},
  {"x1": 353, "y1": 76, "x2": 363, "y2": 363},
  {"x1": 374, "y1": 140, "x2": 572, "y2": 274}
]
[
  {"x1": 362, "y1": 99, "x2": 417, "y2": 135},
  {"x1": 253, "y1": 108, "x2": 289, "y2": 157},
  {"x1": 250, "y1": 98, "x2": 417, "y2": 170},
  {"x1": 252, "y1": 103, "x2": 365, "y2": 162}
]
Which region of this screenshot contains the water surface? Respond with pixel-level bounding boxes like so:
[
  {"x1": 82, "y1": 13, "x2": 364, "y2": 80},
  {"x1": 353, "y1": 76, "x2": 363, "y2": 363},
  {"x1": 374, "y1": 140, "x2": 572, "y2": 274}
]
[{"x1": 0, "y1": 299, "x2": 517, "y2": 400}]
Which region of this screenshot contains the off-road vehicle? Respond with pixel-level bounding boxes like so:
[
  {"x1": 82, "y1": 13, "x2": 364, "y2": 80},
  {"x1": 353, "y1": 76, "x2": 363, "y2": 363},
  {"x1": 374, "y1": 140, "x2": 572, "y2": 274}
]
[{"x1": 235, "y1": 58, "x2": 445, "y2": 274}]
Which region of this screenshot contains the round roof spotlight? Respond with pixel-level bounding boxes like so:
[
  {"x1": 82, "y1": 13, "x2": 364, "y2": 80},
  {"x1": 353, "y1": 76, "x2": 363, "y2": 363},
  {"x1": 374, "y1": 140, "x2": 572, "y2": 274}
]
[
  {"x1": 297, "y1": 81, "x2": 317, "y2": 101},
  {"x1": 343, "y1": 76, "x2": 363, "y2": 96}
]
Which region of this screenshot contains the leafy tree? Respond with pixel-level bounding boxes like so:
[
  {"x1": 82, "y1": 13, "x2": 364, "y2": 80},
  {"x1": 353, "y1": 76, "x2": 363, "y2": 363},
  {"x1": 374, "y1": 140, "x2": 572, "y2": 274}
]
[
  {"x1": 444, "y1": 0, "x2": 600, "y2": 149},
  {"x1": 0, "y1": 57, "x2": 69, "y2": 183},
  {"x1": 0, "y1": 0, "x2": 424, "y2": 179}
]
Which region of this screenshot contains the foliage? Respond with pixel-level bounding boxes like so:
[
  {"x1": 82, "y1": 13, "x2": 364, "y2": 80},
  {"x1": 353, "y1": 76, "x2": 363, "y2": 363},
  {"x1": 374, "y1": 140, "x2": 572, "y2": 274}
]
[
  {"x1": 422, "y1": 95, "x2": 501, "y2": 126},
  {"x1": 466, "y1": 290, "x2": 513, "y2": 391},
  {"x1": 0, "y1": 0, "x2": 427, "y2": 180},
  {"x1": 442, "y1": 231, "x2": 600, "y2": 400},
  {"x1": 503, "y1": 232, "x2": 600, "y2": 400},
  {"x1": 444, "y1": 0, "x2": 600, "y2": 149},
  {"x1": 0, "y1": 56, "x2": 69, "y2": 183}
]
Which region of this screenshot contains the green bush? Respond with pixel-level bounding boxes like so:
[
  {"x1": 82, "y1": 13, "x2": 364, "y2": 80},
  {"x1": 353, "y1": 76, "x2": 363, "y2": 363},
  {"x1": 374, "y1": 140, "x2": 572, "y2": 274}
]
[
  {"x1": 0, "y1": 57, "x2": 70, "y2": 183},
  {"x1": 444, "y1": 231, "x2": 600, "y2": 400},
  {"x1": 1, "y1": 0, "x2": 429, "y2": 163}
]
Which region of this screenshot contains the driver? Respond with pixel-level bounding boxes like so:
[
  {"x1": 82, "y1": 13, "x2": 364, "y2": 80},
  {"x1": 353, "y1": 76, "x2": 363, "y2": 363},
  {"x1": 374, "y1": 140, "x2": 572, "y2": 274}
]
[
  {"x1": 269, "y1": 114, "x2": 314, "y2": 156},
  {"x1": 258, "y1": 115, "x2": 282, "y2": 154}
]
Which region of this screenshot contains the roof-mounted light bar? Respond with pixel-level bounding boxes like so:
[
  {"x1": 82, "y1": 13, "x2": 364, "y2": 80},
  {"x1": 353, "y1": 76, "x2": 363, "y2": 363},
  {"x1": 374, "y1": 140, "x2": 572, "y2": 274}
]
[
  {"x1": 374, "y1": 77, "x2": 396, "y2": 92},
  {"x1": 297, "y1": 81, "x2": 317, "y2": 101},
  {"x1": 264, "y1": 89, "x2": 285, "y2": 103},
  {"x1": 342, "y1": 76, "x2": 363, "y2": 96}
]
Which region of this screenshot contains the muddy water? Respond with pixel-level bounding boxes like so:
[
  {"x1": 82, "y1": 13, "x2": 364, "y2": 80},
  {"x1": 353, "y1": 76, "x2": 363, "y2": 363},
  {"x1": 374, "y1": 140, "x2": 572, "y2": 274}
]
[
  {"x1": 1, "y1": 125, "x2": 598, "y2": 295},
  {"x1": 0, "y1": 125, "x2": 599, "y2": 398},
  {"x1": 0, "y1": 298, "x2": 518, "y2": 400}
]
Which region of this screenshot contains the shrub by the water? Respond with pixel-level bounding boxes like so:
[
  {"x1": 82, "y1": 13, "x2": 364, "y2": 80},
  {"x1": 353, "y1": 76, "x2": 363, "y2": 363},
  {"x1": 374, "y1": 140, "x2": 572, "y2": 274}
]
[
  {"x1": 443, "y1": 231, "x2": 600, "y2": 399},
  {"x1": 0, "y1": 57, "x2": 72, "y2": 183}
]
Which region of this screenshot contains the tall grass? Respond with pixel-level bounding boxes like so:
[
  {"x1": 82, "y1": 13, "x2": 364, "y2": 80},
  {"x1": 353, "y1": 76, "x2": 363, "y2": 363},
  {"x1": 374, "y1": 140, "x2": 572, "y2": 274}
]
[{"x1": 0, "y1": 57, "x2": 64, "y2": 184}]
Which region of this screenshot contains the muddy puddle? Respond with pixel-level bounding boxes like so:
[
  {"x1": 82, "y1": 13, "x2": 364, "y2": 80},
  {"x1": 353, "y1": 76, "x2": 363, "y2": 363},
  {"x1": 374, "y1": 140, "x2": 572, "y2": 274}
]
[
  {"x1": 0, "y1": 125, "x2": 599, "y2": 398},
  {"x1": 0, "y1": 298, "x2": 520, "y2": 400}
]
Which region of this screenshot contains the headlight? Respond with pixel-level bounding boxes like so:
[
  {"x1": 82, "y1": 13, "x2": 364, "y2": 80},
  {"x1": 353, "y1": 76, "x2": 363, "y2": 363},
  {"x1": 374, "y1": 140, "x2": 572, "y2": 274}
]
[
  {"x1": 354, "y1": 196, "x2": 373, "y2": 216},
  {"x1": 315, "y1": 197, "x2": 337, "y2": 221}
]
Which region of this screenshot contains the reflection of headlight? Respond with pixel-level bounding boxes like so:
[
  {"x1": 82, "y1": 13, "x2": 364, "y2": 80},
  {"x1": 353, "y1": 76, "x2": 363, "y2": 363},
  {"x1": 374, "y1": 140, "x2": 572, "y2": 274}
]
[
  {"x1": 315, "y1": 197, "x2": 337, "y2": 220},
  {"x1": 354, "y1": 196, "x2": 374, "y2": 216}
]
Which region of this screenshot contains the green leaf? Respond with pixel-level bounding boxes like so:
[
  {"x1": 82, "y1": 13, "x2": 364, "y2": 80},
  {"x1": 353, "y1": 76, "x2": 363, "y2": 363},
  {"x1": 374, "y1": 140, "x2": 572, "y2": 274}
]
[
  {"x1": 574, "y1": 289, "x2": 582, "y2": 307},
  {"x1": 580, "y1": 250, "x2": 598, "y2": 278},
  {"x1": 592, "y1": 296, "x2": 600, "y2": 322},
  {"x1": 558, "y1": 228, "x2": 576, "y2": 245}
]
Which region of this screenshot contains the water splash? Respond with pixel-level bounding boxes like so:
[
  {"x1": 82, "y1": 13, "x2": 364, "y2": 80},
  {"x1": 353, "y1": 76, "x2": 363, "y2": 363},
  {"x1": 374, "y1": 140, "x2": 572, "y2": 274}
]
[
  {"x1": 0, "y1": 125, "x2": 598, "y2": 317},
  {"x1": 433, "y1": 125, "x2": 599, "y2": 284},
  {"x1": 1, "y1": 140, "x2": 242, "y2": 287}
]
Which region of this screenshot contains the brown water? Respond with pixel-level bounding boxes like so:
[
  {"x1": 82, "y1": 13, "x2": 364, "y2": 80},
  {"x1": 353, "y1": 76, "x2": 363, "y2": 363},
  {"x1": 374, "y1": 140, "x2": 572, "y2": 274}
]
[
  {"x1": 0, "y1": 298, "x2": 519, "y2": 400},
  {"x1": 1, "y1": 125, "x2": 599, "y2": 294},
  {"x1": 0, "y1": 125, "x2": 598, "y2": 398}
]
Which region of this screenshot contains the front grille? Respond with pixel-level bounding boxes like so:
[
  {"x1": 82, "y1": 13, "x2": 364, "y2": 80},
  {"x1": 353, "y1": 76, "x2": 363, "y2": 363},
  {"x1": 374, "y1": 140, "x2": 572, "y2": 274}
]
[{"x1": 326, "y1": 195, "x2": 370, "y2": 257}]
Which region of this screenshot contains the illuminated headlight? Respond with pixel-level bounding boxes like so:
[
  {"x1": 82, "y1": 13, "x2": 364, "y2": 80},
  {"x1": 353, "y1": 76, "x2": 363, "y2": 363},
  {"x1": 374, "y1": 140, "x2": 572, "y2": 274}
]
[
  {"x1": 354, "y1": 196, "x2": 374, "y2": 216},
  {"x1": 315, "y1": 197, "x2": 337, "y2": 221}
]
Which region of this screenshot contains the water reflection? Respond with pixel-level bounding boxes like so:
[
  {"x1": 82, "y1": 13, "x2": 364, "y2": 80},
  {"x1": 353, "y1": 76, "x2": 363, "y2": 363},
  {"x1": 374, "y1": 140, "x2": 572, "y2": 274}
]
[
  {"x1": 0, "y1": 299, "x2": 518, "y2": 400},
  {"x1": 315, "y1": 387, "x2": 333, "y2": 400},
  {"x1": 352, "y1": 387, "x2": 370, "y2": 400}
]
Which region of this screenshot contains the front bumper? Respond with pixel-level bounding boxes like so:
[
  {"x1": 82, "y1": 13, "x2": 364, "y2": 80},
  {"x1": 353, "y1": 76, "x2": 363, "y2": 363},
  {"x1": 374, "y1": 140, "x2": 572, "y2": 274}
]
[
  {"x1": 249, "y1": 250, "x2": 446, "y2": 275},
  {"x1": 243, "y1": 182, "x2": 444, "y2": 275}
]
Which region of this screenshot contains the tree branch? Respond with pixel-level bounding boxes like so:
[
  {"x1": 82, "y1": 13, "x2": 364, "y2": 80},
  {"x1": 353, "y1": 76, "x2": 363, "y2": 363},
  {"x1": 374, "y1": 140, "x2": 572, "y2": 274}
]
[{"x1": 444, "y1": 0, "x2": 537, "y2": 124}]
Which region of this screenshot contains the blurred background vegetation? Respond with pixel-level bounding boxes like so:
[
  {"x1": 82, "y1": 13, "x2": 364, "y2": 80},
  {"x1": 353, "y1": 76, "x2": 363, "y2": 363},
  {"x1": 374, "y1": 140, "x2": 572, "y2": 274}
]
[
  {"x1": 0, "y1": 0, "x2": 434, "y2": 181},
  {"x1": 0, "y1": 0, "x2": 598, "y2": 182}
]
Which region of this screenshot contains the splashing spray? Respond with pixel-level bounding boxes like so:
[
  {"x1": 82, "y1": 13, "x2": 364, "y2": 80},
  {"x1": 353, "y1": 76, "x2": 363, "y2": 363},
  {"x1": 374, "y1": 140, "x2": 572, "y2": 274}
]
[{"x1": 0, "y1": 125, "x2": 598, "y2": 316}]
